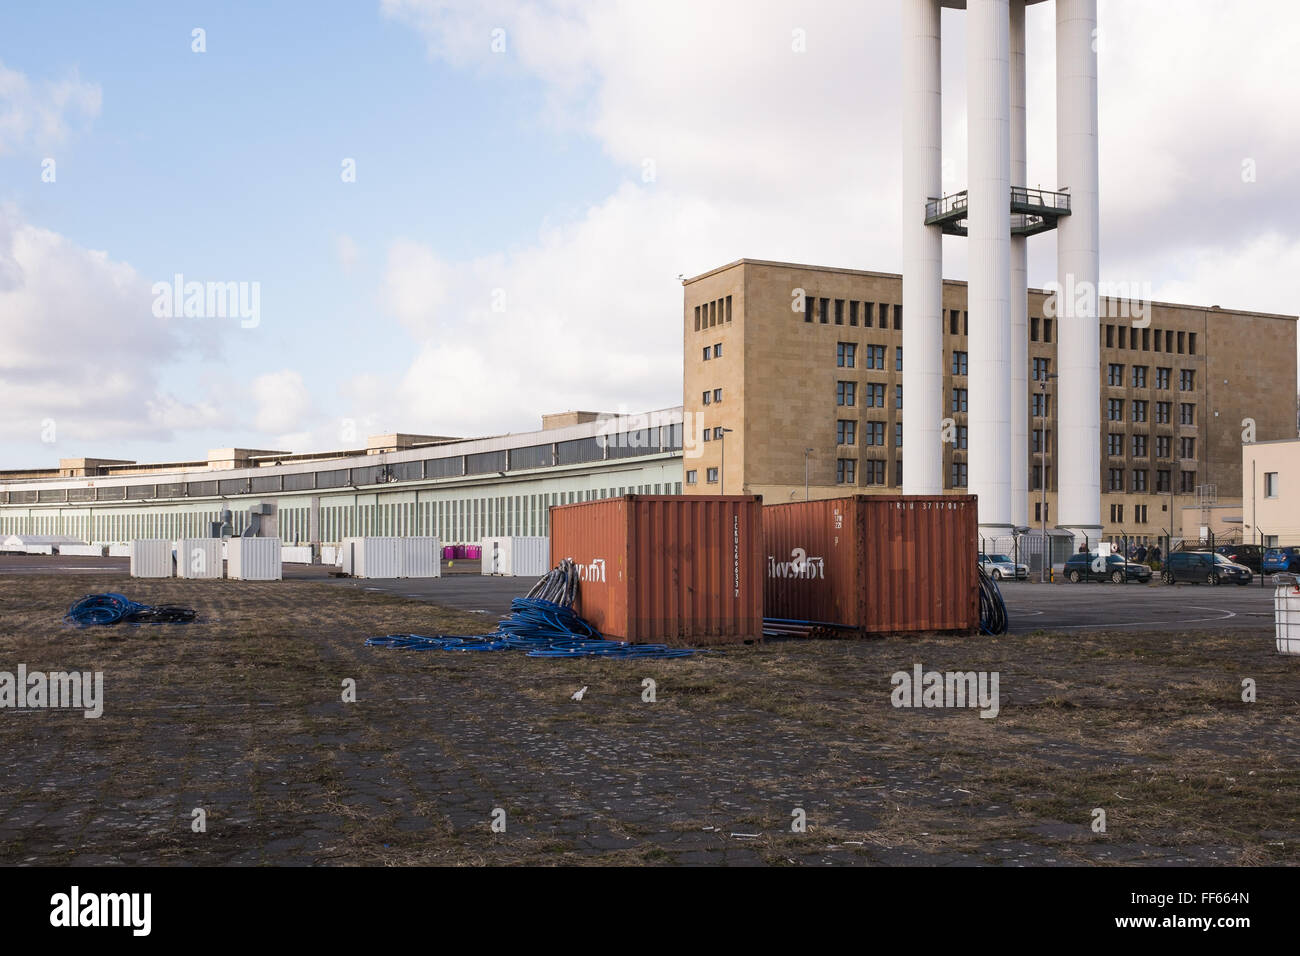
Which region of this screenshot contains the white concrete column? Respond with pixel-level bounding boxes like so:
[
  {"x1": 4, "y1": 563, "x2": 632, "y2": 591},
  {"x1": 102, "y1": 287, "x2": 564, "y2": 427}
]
[
  {"x1": 1010, "y1": 0, "x2": 1029, "y2": 527},
  {"x1": 1055, "y1": 0, "x2": 1101, "y2": 543},
  {"x1": 967, "y1": 0, "x2": 1012, "y2": 531},
  {"x1": 901, "y1": 0, "x2": 944, "y2": 495}
]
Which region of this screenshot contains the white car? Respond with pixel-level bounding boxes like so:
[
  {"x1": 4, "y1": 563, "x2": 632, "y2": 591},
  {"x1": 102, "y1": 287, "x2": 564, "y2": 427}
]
[{"x1": 979, "y1": 553, "x2": 1028, "y2": 580}]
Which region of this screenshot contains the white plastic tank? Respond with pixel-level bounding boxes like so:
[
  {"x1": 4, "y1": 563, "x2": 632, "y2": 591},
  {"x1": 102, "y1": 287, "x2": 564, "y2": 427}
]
[{"x1": 1274, "y1": 574, "x2": 1300, "y2": 655}]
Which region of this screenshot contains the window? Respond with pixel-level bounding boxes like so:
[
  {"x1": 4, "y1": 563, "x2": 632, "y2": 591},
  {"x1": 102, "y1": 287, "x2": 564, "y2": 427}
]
[
  {"x1": 1132, "y1": 434, "x2": 1147, "y2": 457},
  {"x1": 819, "y1": 298, "x2": 829, "y2": 324},
  {"x1": 1109, "y1": 468, "x2": 1125, "y2": 492},
  {"x1": 895, "y1": 346, "x2": 903, "y2": 371},
  {"x1": 865, "y1": 345, "x2": 886, "y2": 369},
  {"x1": 703, "y1": 429, "x2": 711, "y2": 442},
  {"x1": 1132, "y1": 400, "x2": 1147, "y2": 422},
  {"x1": 893, "y1": 305, "x2": 903, "y2": 330},
  {"x1": 702, "y1": 391, "x2": 711, "y2": 406},
  {"x1": 1032, "y1": 428, "x2": 1046, "y2": 453},
  {"x1": 864, "y1": 460, "x2": 886, "y2": 485},
  {"x1": 849, "y1": 301, "x2": 859, "y2": 326},
  {"x1": 895, "y1": 384, "x2": 903, "y2": 409},
  {"x1": 803, "y1": 295, "x2": 813, "y2": 323},
  {"x1": 1179, "y1": 369, "x2": 1195, "y2": 391},
  {"x1": 953, "y1": 310, "x2": 963, "y2": 336},
  {"x1": 879, "y1": 303, "x2": 890, "y2": 326},
  {"x1": 864, "y1": 301, "x2": 874, "y2": 328},
  {"x1": 694, "y1": 305, "x2": 701, "y2": 331},
  {"x1": 864, "y1": 422, "x2": 886, "y2": 446},
  {"x1": 1136, "y1": 505, "x2": 1148, "y2": 523},
  {"x1": 956, "y1": 425, "x2": 968, "y2": 450},
  {"x1": 713, "y1": 427, "x2": 724, "y2": 440},
  {"x1": 1180, "y1": 403, "x2": 1196, "y2": 425},
  {"x1": 836, "y1": 381, "x2": 856, "y2": 407},
  {"x1": 1265, "y1": 472, "x2": 1279, "y2": 498},
  {"x1": 1035, "y1": 501, "x2": 1048, "y2": 521},
  {"x1": 713, "y1": 388, "x2": 723, "y2": 403},
  {"x1": 1105, "y1": 324, "x2": 1115, "y2": 348},
  {"x1": 1119, "y1": 326, "x2": 1127, "y2": 349},
  {"x1": 837, "y1": 420, "x2": 856, "y2": 446},
  {"x1": 1032, "y1": 464, "x2": 1047, "y2": 490},
  {"x1": 1110, "y1": 503, "x2": 1125, "y2": 523},
  {"x1": 1155, "y1": 401, "x2": 1171, "y2": 424},
  {"x1": 1180, "y1": 471, "x2": 1196, "y2": 493},
  {"x1": 1107, "y1": 433, "x2": 1123, "y2": 456},
  {"x1": 865, "y1": 383, "x2": 886, "y2": 407},
  {"x1": 1032, "y1": 357, "x2": 1050, "y2": 381},
  {"x1": 1180, "y1": 437, "x2": 1196, "y2": 459},
  {"x1": 1156, "y1": 435, "x2": 1171, "y2": 458},
  {"x1": 1108, "y1": 363, "x2": 1124, "y2": 386},
  {"x1": 837, "y1": 342, "x2": 856, "y2": 368},
  {"x1": 1032, "y1": 393, "x2": 1050, "y2": 417},
  {"x1": 1132, "y1": 366, "x2": 1147, "y2": 388},
  {"x1": 702, "y1": 346, "x2": 710, "y2": 361},
  {"x1": 895, "y1": 422, "x2": 903, "y2": 447},
  {"x1": 836, "y1": 458, "x2": 856, "y2": 485},
  {"x1": 951, "y1": 461, "x2": 968, "y2": 488},
  {"x1": 686, "y1": 470, "x2": 697, "y2": 484},
  {"x1": 1107, "y1": 399, "x2": 1124, "y2": 421},
  {"x1": 1156, "y1": 469, "x2": 1171, "y2": 492},
  {"x1": 952, "y1": 351, "x2": 968, "y2": 375},
  {"x1": 1156, "y1": 367, "x2": 1171, "y2": 389},
  {"x1": 895, "y1": 459, "x2": 903, "y2": 485},
  {"x1": 1153, "y1": 328, "x2": 1162, "y2": 352},
  {"x1": 706, "y1": 467, "x2": 719, "y2": 483},
  {"x1": 1177, "y1": 330, "x2": 1185, "y2": 353},
  {"x1": 1188, "y1": 332, "x2": 1197, "y2": 355},
  {"x1": 713, "y1": 343, "x2": 722, "y2": 358},
  {"x1": 951, "y1": 388, "x2": 968, "y2": 413},
  {"x1": 834, "y1": 299, "x2": 844, "y2": 325},
  {"x1": 1043, "y1": 318, "x2": 1052, "y2": 343},
  {"x1": 1031, "y1": 316, "x2": 1040, "y2": 341},
  {"x1": 1133, "y1": 469, "x2": 1148, "y2": 491}
]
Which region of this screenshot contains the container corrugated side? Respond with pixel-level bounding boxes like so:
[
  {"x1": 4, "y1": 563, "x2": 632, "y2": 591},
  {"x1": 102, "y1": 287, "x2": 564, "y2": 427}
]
[
  {"x1": 763, "y1": 495, "x2": 978, "y2": 634},
  {"x1": 177, "y1": 538, "x2": 223, "y2": 579},
  {"x1": 130, "y1": 539, "x2": 173, "y2": 578},
  {"x1": 227, "y1": 538, "x2": 282, "y2": 580},
  {"x1": 482, "y1": 536, "x2": 549, "y2": 576},
  {"x1": 549, "y1": 496, "x2": 763, "y2": 646},
  {"x1": 399, "y1": 537, "x2": 442, "y2": 578}
]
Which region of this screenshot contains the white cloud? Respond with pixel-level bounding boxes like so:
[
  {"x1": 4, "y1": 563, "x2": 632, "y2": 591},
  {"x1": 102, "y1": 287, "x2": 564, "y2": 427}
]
[
  {"x1": 0, "y1": 60, "x2": 101, "y2": 154},
  {"x1": 250, "y1": 369, "x2": 312, "y2": 435},
  {"x1": 0, "y1": 206, "x2": 226, "y2": 446}
]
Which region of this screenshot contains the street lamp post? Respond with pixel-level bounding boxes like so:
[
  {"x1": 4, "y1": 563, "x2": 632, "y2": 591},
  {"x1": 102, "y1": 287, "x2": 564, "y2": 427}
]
[
  {"x1": 1039, "y1": 373, "x2": 1058, "y2": 583},
  {"x1": 804, "y1": 447, "x2": 814, "y2": 500},
  {"x1": 719, "y1": 427, "x2": 734, "y2": 492}
]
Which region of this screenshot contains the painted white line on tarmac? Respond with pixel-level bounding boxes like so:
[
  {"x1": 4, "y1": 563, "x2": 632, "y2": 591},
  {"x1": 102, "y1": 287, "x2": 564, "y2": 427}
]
[{"x1": 1048, "y1": 606, "x2": 1238, "y2": 630}]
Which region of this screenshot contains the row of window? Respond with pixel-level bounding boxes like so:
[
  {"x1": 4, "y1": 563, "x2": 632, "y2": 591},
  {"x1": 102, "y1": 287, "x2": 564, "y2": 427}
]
[
  {"x1": 805, "y1": 297, "x2": 901, "y2": 329},
  {"x1": 1106, "y1": 399, "x2": 1197, "y2": 424},
  {"x1": 836, "y1": 458, "x2": 892, "y2": 485},
  {"x1": 836, "y1": 342, "x2": 901, "y2": 370},
  {"x1": 1105, "y1": 324, "x2": 1196, "y2": 356},
  {"x1": 701, "y1": 342, "x2": 722, "y2": 361},
  {"x1": 701, "y1": 388, "x2": 723, "y2": 405},
  {"x1": 1106, "y1": 434, "x2": 1196, "y2": 459},
  {"x1": 693, "y1": 296, "x2": 732, "y2": 332},
  {"x1": 1106, "y1": 364, "x2": 1195, "y2": 391},
  {"x1": 1108, "y1": 468, "x2": 1198, "y2": 493},
  {"x1": 1109, "y1": 503, "x2": 1153, "y2": 523}
]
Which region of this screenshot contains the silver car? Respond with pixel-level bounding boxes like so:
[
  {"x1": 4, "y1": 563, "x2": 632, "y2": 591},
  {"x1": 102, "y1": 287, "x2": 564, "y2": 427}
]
[{"x1": 979, "y1": 553, "x2": 1028, "y2": 580}]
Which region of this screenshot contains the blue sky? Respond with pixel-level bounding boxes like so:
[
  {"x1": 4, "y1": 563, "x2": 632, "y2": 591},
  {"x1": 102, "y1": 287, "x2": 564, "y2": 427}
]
[{"x1": 2, "y1": 1, "x2": 1298, "y2": 468}]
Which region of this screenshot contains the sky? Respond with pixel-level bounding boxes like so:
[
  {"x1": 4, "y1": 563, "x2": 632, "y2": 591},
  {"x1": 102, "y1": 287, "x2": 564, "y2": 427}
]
[{"x1": 1, "y1": 0, "x2": 1297, "y2": 468}]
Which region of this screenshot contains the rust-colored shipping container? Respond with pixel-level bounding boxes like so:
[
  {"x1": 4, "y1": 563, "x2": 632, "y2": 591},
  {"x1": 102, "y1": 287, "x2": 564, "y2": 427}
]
[
  {"x1": 763, "y1": 495, "x2": 978, "y2": 635},
  {"x1": 548, "y1": 495, "x2": 764, "y2": 646}
]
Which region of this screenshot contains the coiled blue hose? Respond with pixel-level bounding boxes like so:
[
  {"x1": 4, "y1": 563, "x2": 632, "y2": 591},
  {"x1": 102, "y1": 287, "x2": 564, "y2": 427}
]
[
  {"x1": 65, "y1": 593, "x2": 196, "y2": 628},
  {"x1": 365, "y1": 596, "x2": 701, "y2": 659}
]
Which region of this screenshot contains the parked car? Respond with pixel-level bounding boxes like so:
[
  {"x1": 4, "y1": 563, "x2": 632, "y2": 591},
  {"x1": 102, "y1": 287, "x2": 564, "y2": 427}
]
[
  {"x1": 979, "y1": 553, "x2": 1028, "y2": 580},
  {"x1": 1261, "y1": 546, "x2": 1300, "y2": 575},
  {"x1": 1213, "y1": 544, "x2": 1262, "y2": 574},
  {"x1": 1163, "y1": 550, "x2": 1252, "y2": 586},
  {"x1": 1063, "y1": 552, "x2": 1153, "y2": 584}
]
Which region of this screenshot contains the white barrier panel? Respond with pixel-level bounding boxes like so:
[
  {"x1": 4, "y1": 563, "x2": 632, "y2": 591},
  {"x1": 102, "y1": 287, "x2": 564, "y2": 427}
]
[
  {"x1": 23, "y1": 546, "x2": 54, "y2": 555},
  {"x1": 340, "y1": 537, "x2": 441, "y2": 578},
  {"x1": 58, "y1": 544, "x2": 106, "y2": 557},
  {"x1": 282, "y1": 546, "x2": 313, "y2": 564},
  {"x1": 481, "y1": 536, "x2": 550, "y2": 577},
  {"x1": 130, "y1": 539, "x2": 173, "y2": 578},
  {"x1": 178, "y1": 539, "x2": 223, "y2": 579},
  {"x1": 107, "y1": 544, "x2": 131, "y2": 558},
  {"x1": 322, "y1": 546, "x2": 338, "y2": 566},
  {"x1": 228, "y1": 538, "x2": 282, "y2": 581},
  {"x1": 1274, "y1": 580, "x2": 1300, "y2": 655}
]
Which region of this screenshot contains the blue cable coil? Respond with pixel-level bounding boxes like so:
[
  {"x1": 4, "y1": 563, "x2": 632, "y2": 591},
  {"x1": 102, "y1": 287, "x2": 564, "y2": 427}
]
[
  {"x1": 65, "y1": 593, "x2": 197, "y2": 628},
  {"x1": 365, "y1": 596, "x2": 701, "y2": 659}
]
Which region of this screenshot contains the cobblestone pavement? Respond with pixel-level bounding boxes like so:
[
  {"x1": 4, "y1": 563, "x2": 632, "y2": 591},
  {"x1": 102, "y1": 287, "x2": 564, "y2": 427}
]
[{"x1": 1, "y1": 572, "x2": 1296, "y2": 865}]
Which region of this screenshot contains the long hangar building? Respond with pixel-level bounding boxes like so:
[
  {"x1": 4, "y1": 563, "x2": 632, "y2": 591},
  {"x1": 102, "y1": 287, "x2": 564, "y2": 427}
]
[{"x1": 1, "y1": 260, "x2": 1292, "y2": 550}]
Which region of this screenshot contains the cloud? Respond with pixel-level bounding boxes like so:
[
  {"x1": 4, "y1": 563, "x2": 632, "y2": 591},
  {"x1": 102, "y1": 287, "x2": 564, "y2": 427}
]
[
  {"x1": 0, "y1": 206, "x2": 223, "y2": 445},
  {"x1": 250, "y1": 369, "x2": 312, "y2": 435},
  {"x1": 0, "y1": 59, "x2": 102, "y2": 155}
]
